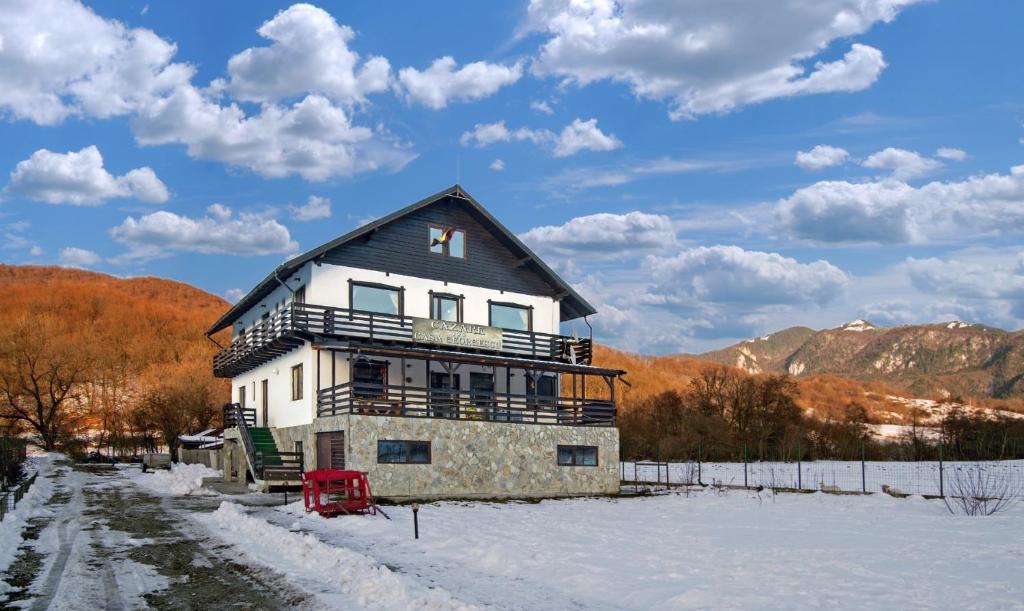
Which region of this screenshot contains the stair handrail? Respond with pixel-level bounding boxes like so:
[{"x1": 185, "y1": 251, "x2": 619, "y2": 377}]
[{"x1": 226, "y1": 402, "x2": 262, "y2": 480}]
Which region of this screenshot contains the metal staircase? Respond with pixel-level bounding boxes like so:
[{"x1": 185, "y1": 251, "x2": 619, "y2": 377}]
[{"x1": 223, "y1": 403, "x2": 303, "y2": 485}]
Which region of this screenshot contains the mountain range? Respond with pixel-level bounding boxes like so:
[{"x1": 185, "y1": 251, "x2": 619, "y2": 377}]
[{"x1": 695, "y1": 319, "x2": 1024, "y2": 399}]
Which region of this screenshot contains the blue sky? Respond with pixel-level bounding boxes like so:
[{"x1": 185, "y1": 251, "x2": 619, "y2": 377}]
[{"x1": 1, "y1": 0, "x2": 1022, "y2": 353}]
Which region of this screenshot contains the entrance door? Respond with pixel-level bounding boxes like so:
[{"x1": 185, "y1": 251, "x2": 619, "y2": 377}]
[
  {"x1": 429, "y1": 371, "x2": 460, "y2": 418},
  {"x1": 470, "y1": 372, "x2": 495, "y2": 420},
  {"x1": 316, "y1": 431, "x2": 345, "y2": 470},
  {"x1": 261, "y1": 379, "x2": 269, "y2": 426}
]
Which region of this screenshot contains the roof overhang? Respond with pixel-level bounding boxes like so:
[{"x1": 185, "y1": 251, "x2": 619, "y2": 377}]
[{"x1": 207, "y1": 185, "x2": 596, "y2": 335}]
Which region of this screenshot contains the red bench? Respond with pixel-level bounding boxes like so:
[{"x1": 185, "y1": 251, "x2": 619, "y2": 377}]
[{"x1": 302, "y1": 469, "x2": 380, "y2": 517}]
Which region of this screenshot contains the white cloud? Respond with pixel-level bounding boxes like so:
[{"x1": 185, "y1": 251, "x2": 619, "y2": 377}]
[
  {"x1": 59, "y1": 246, "x2": 101, "y2": 267},
  {"x1": 224, "y1": 288, "x2": 246, "y2": 303},
  {"x1": 459, "y1": 118, "x2": 620, "y2": 157},
  {"x1": 489, "y1": 159, "x2": 505, "y2": 171},
  {"x1": 935, "y1": 147, "x2": 967, "y2": 161},
  {"x1": 862, "y1": 147, "x2": 942, "y2": 180},
  {"x1": 397, "y1": 57, "x2": 522, "y2": 109},
  {"x1": 527, "y1": 0, "x2": 919, "y2": 119},
  {"x1": 645, "y1": 245, "x2": 848, "y2": 306},
  {"x1": 530, "y1": 100, "x2": 554, "y2": 115},
  {"x1": 7, "y1": 146, "x2": 169, "y2": 205},
  {"x1": 110, "y1": 204, "x2": 297, "y2": 260},
  {"x1": 795, "y1": 145, "x2": 849, "y2": 171},
  {"x1": 0, "y1": 0, "x2": 191, "y2": 124},
  {"x1": 29, "y1": 246, "x2": 44, "y2": 257},
  {"x1": 904, "y1": 253, "x2": 1024, "y2": 304},
  {"x1": 132, "y1": 89, "x2": 415, "y2": 181},
  {"x1": 520, "y1": 211, "x2": 676, "y2": 259},
  {"x1": 776, "y1": 164, "x2": 1024, "y2": 244},
  {"x1": 552, "y1": 118, "x2": 622, "y2": 157},
  {"x1": 288, "y1": 195, "x2": 332, "y2": 221},
  {"x1": 224, "y1": 4, "x2": 391, "y2": 105}
]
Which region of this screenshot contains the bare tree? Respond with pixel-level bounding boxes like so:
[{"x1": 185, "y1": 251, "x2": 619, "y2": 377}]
[
  {"x1": 0, "y1": 314, "x2": 91, "y2": 450},
  {"x1": 943, "y1": 465, "x2": 1020, "y2": 516}
]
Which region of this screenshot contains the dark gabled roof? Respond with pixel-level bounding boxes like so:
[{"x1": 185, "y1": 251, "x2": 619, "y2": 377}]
[{"x1": 207, "y1": 185, "x2": 597, "y2": 335}]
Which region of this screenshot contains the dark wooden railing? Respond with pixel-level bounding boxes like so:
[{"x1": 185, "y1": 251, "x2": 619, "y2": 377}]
[
  {"x1": 214, "y1": 303, "x2": 593, "y2": 377},
  {"x1": 223, "y1": 403, "x2": 256, "y2": 428},
  {"x1": 255, "y1": 451, "x2": 304, "y2": 481},
  {"x1": 317, "y1": 382, "x2": 615, "y2": 426}
]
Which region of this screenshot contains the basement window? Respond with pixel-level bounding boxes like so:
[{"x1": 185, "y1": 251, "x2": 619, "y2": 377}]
[
  {"x1": 377, "y1": 440, "x2": 431, "y2": 464},
  {"x1": 557, "y1": 445, "x2": 598, "y2": 467}
]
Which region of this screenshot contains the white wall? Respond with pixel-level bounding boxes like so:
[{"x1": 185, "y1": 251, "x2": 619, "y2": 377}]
[
  {"x1": 231, "y1": 262, "x2": 312, "y2": 340},
  {"x1": 231, "y1": 344, "x2": 315, "y2": 429},
  {"x1": 309, "y1": 264, "x2": 561, "y2": 334}
]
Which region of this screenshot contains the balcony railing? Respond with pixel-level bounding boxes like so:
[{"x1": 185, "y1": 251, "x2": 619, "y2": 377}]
[
  {"x1": 317, "y1": 382, "x2": 615, "y2": 427},
  {"x1": 213, "y1": 303, "x2": 593, "y2": 378}
]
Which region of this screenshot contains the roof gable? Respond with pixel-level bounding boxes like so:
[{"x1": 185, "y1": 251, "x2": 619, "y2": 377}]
[{"x1": 207, "y1": 185, "x2": 595, "y2": 334}]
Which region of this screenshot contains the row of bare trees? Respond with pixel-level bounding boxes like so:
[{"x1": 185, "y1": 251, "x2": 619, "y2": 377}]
[{"x1": 0, "y1": 282, "x2": 226, "y2": 461}]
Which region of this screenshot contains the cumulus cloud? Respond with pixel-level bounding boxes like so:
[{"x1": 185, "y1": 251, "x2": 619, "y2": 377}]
[
  {"x1": 489, "y1": 159, "x2": 505, "y2": 171},
  {"x1": 224, "y1": 4, "x2": 391, "y2": 105},
  {"x1": 59, "y1": 247, "x2": 102, "y2": 267},
  {"x1": 110, "y1": 204, "x2": 298, "y2": 260},
  {"x1": 862, "y1": 147, "x2": 942, "y2": 180},
  {"x1": 527, "y1": 0, "x2": 919, "y2": 119},
  {"x1": 460, "y1": 118, "x2": 620, "y2": 156},
  {"x1": 0, "y1": 0, "x2": 415, "y2": 182},
  {"x1": 397, "y1": 57, "x2": 522, "y2": 109},
  {"x1": 795, "y1": 145, "x2": 849, "y2": 171},
  {"x1": 0, "y1": 0, "x2": 192, "y2": 124},
  {"x1": 7, "y1": 146, "x2": 169, "y2": 205},
  {"x1": 132, "y1": 89, "x2": 415, "y2": 181},
  {"x1": 553, "y1": 118, "x2": 622, "y2": 157},
  {"x1": 224, "y1": 288, "x2": 247, "y2": 303},
  {"x1": 530, "y1": 100, "x2": 554, "y2": 115},
  {"x1": 645, "y1": 245, "x2": 848, "y2": 306},
  {"x1": 776, "y1": 164, "x2": 1024, "y2": 244},
  {"x1": 904, "y1": 253, "x2": 1024, "y2": 304},
  {"x1": 520, "y1": 211, "x2": 676, "y2": 259},
  {"x1": 935, "y1": 147, "x2": 967, "y2": 161},
  {"x1": 288, "y1": 195, "x2": 331, "y2": 221}
]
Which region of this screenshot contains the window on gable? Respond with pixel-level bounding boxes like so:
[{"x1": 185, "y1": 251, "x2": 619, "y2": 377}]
[{"x1": 429, "y1": 226, "x2": 466, "y2": 259}]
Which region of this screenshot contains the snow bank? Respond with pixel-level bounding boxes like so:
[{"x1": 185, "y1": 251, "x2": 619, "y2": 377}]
[
  {"x1": 0, "y1": 454, "x2": 58, "y2": 594},
  {"x1": 199, "y1": 502, "x2": 477, "y2": 610},
  {"x1": 126, "y1": 462, "x2": 220, "y2": 496}
]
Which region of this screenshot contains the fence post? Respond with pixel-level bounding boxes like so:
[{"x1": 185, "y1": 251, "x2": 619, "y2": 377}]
[
  {"x1": 697, "y1": 444, "x2": 702, "y2": 485},
  {"x1": 743, "y1": 445, "x2": 748, "y2": 488},
  {"x1": 797, "y1": 441, "x2": 802, "y2": 490},
  {"x1": 634, "y1": 461, "x2": 638, "y2": 494},
  {"x1": 861, "y1": 443, "x2": 866, "y2": 494},
  {"x1": 938, "y1": 441, "x2": 944, "y2": 498}
]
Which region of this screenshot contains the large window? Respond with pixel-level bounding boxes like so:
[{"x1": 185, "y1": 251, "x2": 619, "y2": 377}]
[
  {"x1": 429, "y1": 226, "x2": 466, "y2": 259},
  {"x1": 353, "y1": 358, "x2": 388, "y2": 400},
  {"x1": 557, "y1": 445, "x2": 598, "y2": 467},
  {"x1": 291, "y1": 364, "x2": 303, "y2": 401},
  {"x1": 351, "y1": 282, "x2": 402, "y2": 315},
  {"x1": 489, "y1": 302, "x2": 531, "y2": 331},
  {"x1": 377, "y1": 440, "x2": 431, "y2": 464},
  {"x1": 430, "y1": 293, "x2": 461, "y2": 322}
]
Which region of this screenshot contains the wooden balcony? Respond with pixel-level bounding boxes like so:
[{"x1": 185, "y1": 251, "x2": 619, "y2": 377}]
[
  {"x1": 213, "y1": 303, "x2": 593, "y2": 378},
  {"x1": 317, "y1": 382, "x2": 615, "y2": 427}
]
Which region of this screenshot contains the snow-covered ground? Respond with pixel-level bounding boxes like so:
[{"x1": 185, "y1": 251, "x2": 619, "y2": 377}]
[
  {"x1": 122, "y1": 461, "x2": 221, "y2": 496},
  {"x1": 0, "y1": 454, "x2": 59, "y2": 594},
  {"x1": 240, "y1": 489, "x2": 1023, "y2": 610},
  {"x1": 623, "y1": 460, "x2": 1024, "y2": 497}
]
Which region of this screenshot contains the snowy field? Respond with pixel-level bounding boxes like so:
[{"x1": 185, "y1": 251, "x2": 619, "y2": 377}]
[
  {"x1": 232, "y1": 489, "x2": 1024, "y2": 610},
  {"x1": 623, "y1": 460, "x2": 1024, "y2": 497},
  {"x1": 6, "y1": 460, "x2": 1024, "y2": 609}
]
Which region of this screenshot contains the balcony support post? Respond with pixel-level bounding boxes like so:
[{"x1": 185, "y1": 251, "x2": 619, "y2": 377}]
[{"x1": 400, "y1": 356, "x2": 407, "y2": 415}]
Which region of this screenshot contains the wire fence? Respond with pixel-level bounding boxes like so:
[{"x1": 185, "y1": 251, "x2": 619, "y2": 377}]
[
  {"x1": 0, "y1": 472, "x2": 39, "y2": 523},
  {"x1": 621, "y1": 459, "x2": 1024, "y2": 498}
]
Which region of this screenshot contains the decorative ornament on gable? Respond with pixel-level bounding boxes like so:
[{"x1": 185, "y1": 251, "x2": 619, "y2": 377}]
[{"x1": 430, "y1": 227, "x2": 456, "y2": 248}]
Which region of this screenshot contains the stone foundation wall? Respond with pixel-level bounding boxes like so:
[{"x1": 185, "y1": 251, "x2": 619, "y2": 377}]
[{"x1": 347, "y1": 416, "x2": 619, "y2": 499}]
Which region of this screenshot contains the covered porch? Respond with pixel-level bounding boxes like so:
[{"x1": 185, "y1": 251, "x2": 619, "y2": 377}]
[{"x1": 313, "y1": 343, "x2": 623, "y2": 427}]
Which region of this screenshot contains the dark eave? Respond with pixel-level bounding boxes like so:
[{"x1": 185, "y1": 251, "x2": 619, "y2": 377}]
[{"x1": 207, "y1": 185, "x2": 597, "y2": 335}]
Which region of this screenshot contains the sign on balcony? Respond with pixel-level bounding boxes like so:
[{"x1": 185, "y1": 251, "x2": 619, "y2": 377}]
[{"x1": 411, "y1": 317, "x2": 503, "y2": 351}]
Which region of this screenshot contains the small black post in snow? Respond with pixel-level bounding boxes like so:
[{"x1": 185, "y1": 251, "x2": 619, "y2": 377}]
[
  {"x1": 797, "y1": 441, "x2": 802, "y2": 490},
  {"x1": 861, "y1": 443, "x2": 866, "y2": 494},
  {"x1": 743, "y1": 445, "x2": 748, "y2": 488},
  {"x1": 938, "y1": 442, "x2": 944, "y2": 498},
  {"x1": 412, "y1": 503, "x2": 420, "y2": 539},
  {"x1": 284, "y1": 489, "x2": 288, "y2": 506}
]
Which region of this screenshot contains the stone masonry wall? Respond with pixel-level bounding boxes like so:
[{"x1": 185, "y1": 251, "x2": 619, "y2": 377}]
[{"x1": 347, "y1": 416, "x2": 620, "y2": 499}]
